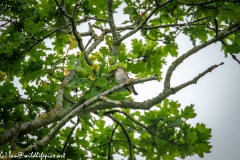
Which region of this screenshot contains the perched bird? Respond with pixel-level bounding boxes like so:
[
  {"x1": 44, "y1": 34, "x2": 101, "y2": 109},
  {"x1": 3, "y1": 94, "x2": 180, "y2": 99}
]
[{"x1": 115, "y1": 67, "x2": 138, "y2": 95}]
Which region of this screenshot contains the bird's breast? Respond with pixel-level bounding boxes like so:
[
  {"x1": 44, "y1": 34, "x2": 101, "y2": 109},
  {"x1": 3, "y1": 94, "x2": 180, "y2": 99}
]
[{"x1": 115, "y1": 71, "x2": 128, "y2": 84}]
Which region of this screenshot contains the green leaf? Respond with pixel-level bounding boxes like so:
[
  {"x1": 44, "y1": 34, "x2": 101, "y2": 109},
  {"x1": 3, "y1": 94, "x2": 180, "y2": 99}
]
[
  {"x1": 81, "y1": 114, "x2": 93, "y2": 128},
  {"x1": 181, "y1": 105, "x2": 197, "y2": 119},
  {"x1": 186, "y1": 131, "x2": 198, "y2": 144},
  {"x1": 118, "y1": 44, "x2": 127, "y2": 62},
  {"x1": 99, "y1": 46, "x2": 109, "y2": 56},
  {"x1": 85, "y1": 88, "x2": 101, "y2": 100},
  {"x1": 95, "y1": 77, "x2": 108, "y2": 88},
  {"x1": 163, "y1": 43, "x2": 178, "y2": 57},
  {"x1": 75, "y1": 129, "x2": 87, "y2": 138},
  {"x1": 224, "y1": 42, "x2": 240, "y2": 54},
  {"x1": 123, "y1": 6, "x2": 137, "y2": 14},
  {"x1": 131, "y1": 39, "x2": 144, "y2": 54}
]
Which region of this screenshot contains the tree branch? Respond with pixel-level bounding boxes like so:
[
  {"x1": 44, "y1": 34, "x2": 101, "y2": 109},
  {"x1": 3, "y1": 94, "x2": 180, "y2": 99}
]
[
  {"x1": 10, "y1": 123, "x2": 21, "y2": 152},
  {"x1": 230, "y1": 53, "x2": 240, "y2": 65},
  {"x1": 86, "y1": 142, "x2": 110, "y2": 150},
  {"x1": 18, "y1": 17, "x2": 207, "y2": 57},
  {"x1": 81, "y1": 62, "x2": 224, "y2": 114},
  {"x1": 107, "y1": 0, "x2": 121, "y2": 60},
  {"x1": 60, "y1": 116, "x2": 80, "y2": 155},
  {"x1": 22, "y1": 118, "x2": 67, "y2": 154},
  {"x1": 100, "y1": 96, "x2": 122, "y2": 105},
  {"x1": 18, "y1": 98, "x2": 51, "y2": 111},
  {"x1": 107, "y1": 0, "x2": 120, "y2": 43},
  {"x1": 54, "y1": 0, "x2": 85, "y2": 52},
  {"x1": 0, "y1": 75, "x2": 158, "y2": 146},
  {"x1": 118, "y1": 0, "x2": 173, "y2": 42},
  {"x1": 63, "y1": 94, "x2": 76, "y2": 104},
  {"x1": 173, "y1": 62, "x2": 224, "y2": 90},
  {"x1": 104, "y1": 110, "x2": 182, "y2": 145},
  {"x1": 164, "y1": 20, "x2": 240, "y2": 89},
  {"x1": 85, "y1": 28, "x2": 108, "y2": 67},
  {"x1": 2, "y1": 11, "x2": 239, "y2": 150},
  {"x1": 107, "y1": 115, "x2": 133, "y2": 160},
  {"x1": 177, "y1": 0, "x2": 217, "y2": 6},
  {"x1": 108, "y1": 124, "x2": 118, "y2": 160}
]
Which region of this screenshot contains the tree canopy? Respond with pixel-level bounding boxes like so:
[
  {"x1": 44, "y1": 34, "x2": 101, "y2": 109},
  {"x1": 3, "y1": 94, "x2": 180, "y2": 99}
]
[{"x1": 0, "y1": 0, "x2": 240, "y2": 159}]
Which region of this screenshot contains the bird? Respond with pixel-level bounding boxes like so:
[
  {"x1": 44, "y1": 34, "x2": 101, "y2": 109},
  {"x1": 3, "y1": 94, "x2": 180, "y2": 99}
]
[{"x1": 115, "y1": 67, "x2": 138, "y2": 95}]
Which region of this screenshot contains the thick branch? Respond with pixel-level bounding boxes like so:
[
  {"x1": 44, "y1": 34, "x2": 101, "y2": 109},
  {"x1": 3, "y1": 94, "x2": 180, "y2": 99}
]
[
  {"x1": 56, "y1": 70, "x2": 76, "y2": 108},
  {"x1": 0, "y1": 107, "x2": 70, "y2": 146},
  {"x1": 0, "y1": 75, "x2": 157, "y2": 146},
  {"x1": 107, "y1": 0, "x2": 120, "y2": 43},
  {"x1": 81, "y1": 62, "x2": 224, "y2": 114},
  {"x1": 107, "y1": 0, "x2": 121, "y2": 60},
  {"x1": 22, "y1": 119, "x2": 66, "y2": 153}
]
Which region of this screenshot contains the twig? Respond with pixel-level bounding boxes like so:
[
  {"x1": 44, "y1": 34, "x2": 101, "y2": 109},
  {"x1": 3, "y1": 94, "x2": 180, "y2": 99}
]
[
  {"x1": 72, "y1": 2, "x2": 80, "y2": 18},
  {"x1": 63, "y1": 94, "x2": 76, "y2": 104},
  {"x1": 107, "y1": 115, "x2": 133, "y2": 160},
  {"x1": 104, "y1": 110, "x2": 182, "y2": 145},
  {"x1": 20, "y1": 24, "x2": 71, "y2": 55},
  {"x1": 18, "y1": 98, "x2": 51, "y2": 111},
  {"x1": 230, "y1": 53, "x2": 240, "y2": 65},
  {"x1": 177, "y1": 0, "x2": 217, "y2": 6},
  {"x1": 214, "y1": 19, "x2": 219, "y2": 37},
  {"x1": 85, "y1": 36, "x2": 93, "y2": 50},
  {"x1": 173, "y1": 62, "x2": 224, "y2": 91},
  {"x1": 135, "y1": 5, "x2": 153, "y2": 25},
  {"x1": 55, "y1": 0, "x2": 85, "y2": 52},
  {"x1": 108, "y1": 124, "x2": 118, "y2": 160},
  {"x1": 60, "y1": 116, "x2": 80, "y2": 155},
  {"x1": 119, "y1": 0, "x2": 173, "y2": 42},
  {"x1": 86, "y1": 142, "x2": 110, "y2": 150}
]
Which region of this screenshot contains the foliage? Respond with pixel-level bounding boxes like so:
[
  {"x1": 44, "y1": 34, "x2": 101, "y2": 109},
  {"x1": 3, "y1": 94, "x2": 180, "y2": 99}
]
[{"x1": 0, "y1": 0, "x2": 240, "y2": 159}]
